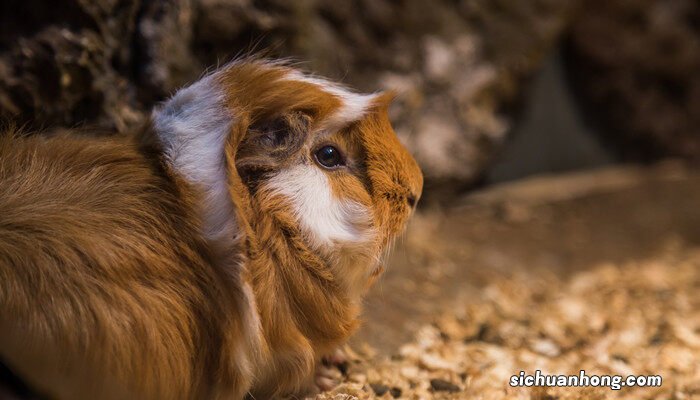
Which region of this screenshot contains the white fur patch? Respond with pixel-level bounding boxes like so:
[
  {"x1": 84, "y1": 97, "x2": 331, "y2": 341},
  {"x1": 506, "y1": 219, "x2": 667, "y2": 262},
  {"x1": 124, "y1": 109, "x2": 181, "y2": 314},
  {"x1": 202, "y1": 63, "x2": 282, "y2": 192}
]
[
  {"x1": 265, "y1": 165, "x2": 373, "y2": 249},
  {"x1": 285, "y1": 71, "x2": 378, "y2": 128},
  {"x1": 153, "y1": 71, "x2": 264, "y2": 386},
  {"x1": 151, "y1": 73, "x2": 236, "y2": 244}
]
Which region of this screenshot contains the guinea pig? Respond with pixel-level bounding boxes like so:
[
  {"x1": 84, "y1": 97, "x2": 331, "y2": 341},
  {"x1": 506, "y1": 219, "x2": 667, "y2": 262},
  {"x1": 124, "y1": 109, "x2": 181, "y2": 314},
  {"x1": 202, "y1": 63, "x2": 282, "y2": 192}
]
[{"x1": 0, "y1": 59, "x2": 423, "y2": 399}]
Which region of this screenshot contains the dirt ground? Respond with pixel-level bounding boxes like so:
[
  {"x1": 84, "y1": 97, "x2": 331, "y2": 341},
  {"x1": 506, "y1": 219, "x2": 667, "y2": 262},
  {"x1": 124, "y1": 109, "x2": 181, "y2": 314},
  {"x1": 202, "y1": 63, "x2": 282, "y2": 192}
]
[{"x1": 316, "y1": 163, "x2": 700, "y2": 399}]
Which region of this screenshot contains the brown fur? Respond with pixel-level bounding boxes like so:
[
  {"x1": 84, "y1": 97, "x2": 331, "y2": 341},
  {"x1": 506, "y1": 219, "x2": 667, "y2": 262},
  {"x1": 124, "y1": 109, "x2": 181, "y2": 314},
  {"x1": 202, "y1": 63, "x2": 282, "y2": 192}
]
[
  {"x1": 0, "y1": 132, "x2": 251, "y2": 399},
  {"x1": 0, "y1": 60, "x2": 422, "y2": 399}
]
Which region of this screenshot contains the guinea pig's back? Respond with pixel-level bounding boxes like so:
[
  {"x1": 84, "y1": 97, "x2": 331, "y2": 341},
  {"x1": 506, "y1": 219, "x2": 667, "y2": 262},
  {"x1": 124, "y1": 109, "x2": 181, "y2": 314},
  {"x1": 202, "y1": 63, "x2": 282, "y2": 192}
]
[{"x1": 0, "y1": 132, "x2": 239, "y2": 400}]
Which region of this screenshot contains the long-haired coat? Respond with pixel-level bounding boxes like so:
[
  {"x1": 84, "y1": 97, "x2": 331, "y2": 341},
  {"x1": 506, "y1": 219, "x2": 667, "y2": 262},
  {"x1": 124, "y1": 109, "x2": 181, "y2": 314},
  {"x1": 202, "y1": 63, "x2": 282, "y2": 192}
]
[{"x1": 0, "y1": 60, "x2": 423, "y2": 399}]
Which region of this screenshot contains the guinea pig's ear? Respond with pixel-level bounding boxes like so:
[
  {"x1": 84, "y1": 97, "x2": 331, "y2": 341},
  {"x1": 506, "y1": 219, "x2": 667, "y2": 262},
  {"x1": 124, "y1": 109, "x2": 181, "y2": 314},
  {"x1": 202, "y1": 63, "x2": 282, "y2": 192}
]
[
  {"x1": 371, "y1": 90, "x2": 397, "y2": 113},
  {"x1": 234, "y1": 111, "x2": 311, "y2": 189}
]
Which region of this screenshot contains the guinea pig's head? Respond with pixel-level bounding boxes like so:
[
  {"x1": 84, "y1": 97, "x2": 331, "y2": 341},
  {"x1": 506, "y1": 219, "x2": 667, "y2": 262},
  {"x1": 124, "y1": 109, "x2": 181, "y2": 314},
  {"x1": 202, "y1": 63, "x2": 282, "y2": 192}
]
[{"x1": 152, "y1": 60, "x2": 422, "y2": 299}]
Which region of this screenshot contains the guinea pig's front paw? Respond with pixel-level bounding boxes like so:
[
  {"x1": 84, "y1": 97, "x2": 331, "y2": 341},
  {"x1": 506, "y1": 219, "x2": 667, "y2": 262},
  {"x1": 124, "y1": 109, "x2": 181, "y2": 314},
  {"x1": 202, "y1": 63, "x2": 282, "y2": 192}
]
[
  {"x1": 314, "y1": 348, "x2": 349, "y2": 392},
  {"x1": 314, "y1": 363, "x2": 342, "y2": 393}
]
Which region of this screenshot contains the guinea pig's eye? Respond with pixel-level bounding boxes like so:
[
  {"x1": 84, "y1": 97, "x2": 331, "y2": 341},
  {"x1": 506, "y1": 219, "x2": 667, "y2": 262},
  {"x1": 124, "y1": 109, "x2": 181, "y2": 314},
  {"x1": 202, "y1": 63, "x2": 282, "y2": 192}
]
[{"x1": 314, "y1": 145, "x2": 345, "y2": 169}]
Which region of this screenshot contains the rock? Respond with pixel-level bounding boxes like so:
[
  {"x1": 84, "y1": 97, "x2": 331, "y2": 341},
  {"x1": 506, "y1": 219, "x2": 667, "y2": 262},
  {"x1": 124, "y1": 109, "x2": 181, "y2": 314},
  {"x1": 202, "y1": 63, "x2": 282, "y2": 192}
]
[
  {"x1": 418, "y1": 353, "x2": 456, "y2": 371},
  {"x1": 566, "y1": 0, "x2": 700, "y2": 161},
  {"x1": 429, "y1": 378, "x2": 460, "y2": 392},
  {"x1": 135, "y1": 0, "x2": 199, "y2": 103},
  {"x1": 369, "y1": 382, "x2": 389, "y2": 396},
  {"x1": 347, "y1": 373, "x2": 366, "y2": 384},
  {"x1": 530, "y1": 338, "x2": 561, "y2": 357},
  {"x1": 0, "y1": 0, "x2": 143, "y2": 132}
]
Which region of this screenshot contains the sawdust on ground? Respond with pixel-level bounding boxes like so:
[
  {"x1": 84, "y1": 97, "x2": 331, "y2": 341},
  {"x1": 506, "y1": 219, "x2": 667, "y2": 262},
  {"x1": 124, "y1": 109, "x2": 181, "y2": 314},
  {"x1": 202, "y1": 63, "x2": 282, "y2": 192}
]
[{"x1": 317, "y1": 242, "x2": 700, "y2": 399}]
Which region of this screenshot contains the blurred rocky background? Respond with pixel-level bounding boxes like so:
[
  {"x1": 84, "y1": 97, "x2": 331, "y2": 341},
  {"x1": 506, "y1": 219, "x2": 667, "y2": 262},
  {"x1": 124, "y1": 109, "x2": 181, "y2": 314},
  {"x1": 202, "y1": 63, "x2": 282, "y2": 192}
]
[
  {"x1": 567, "y1": 0, "x2": 700, "y2": 161},
  {"x1": 0, "y1": 0, "x2": 699, "y2": 193}
]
